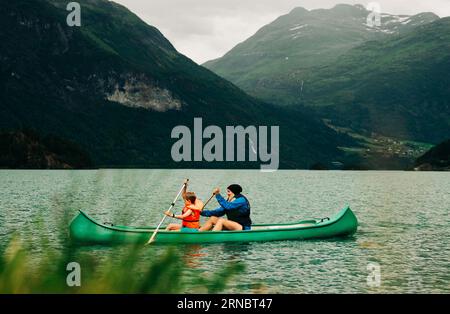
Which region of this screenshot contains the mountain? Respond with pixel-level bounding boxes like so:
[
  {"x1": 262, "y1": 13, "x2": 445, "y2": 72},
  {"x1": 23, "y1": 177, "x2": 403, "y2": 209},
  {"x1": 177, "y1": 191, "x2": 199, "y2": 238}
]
[
  {"x1": 203, "y1": 4, "x2": 449, "y2": 144},
  {"x1": 0, "y1": 0, "x2": 354, "y2": 169},
  {"x1": 203, "y1": 4, "x2": 439, "y2": 106},
  {"x1": 304, "y1": 17, "x2": 450, "y2": 143},
  {"x1": 414, "y1": 139, "x2": 450, "y2": 171},
  {"x1": 0, "y1": 130, "x2": 93, "y2": 169}
]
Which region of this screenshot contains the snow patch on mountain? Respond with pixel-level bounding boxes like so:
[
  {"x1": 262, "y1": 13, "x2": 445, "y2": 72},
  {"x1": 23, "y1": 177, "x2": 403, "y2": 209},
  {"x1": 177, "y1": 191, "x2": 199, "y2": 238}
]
[{"x1": 290, "y1": 24, "x2": 308, "y2": 31}]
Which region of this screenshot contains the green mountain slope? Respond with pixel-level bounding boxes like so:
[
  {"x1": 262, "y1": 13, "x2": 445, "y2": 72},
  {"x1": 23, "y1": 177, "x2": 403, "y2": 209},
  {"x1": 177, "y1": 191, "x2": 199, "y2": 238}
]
[
  {"x1": 414, "y1": 139, "x2": 450, "y2": 170},
  {"x1": 203, "y1": 4, "x2": 438, "y2": 106},
  {"x1": 0, "y1": 130, "x2": 92, "y2": 169},
  {"x1": 203, "y1": 4, "x2": 449, "y2": 144},
  {"x1": 0, "y1": 0, "x2": 354, "y2": 168},
  {"x1": 305, "y1": 17, "x2": 450, "y2": 143}
]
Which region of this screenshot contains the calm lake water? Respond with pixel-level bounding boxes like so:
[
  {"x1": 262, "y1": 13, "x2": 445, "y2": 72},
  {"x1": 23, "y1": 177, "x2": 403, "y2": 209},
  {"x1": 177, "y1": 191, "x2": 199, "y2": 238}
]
[{"x1": 0, "y1": 169, "x2": 449, "y2": 293}]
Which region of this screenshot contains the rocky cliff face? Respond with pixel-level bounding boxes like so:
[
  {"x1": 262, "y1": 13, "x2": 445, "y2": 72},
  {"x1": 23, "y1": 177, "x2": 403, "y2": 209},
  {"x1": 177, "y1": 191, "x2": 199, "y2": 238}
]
[{"x1": 105, "y1": 74, "x2": 182, "y2": 112}]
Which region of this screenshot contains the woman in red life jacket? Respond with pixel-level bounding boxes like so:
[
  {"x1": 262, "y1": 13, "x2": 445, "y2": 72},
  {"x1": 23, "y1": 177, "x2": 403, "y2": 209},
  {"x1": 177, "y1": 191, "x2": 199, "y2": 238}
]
[{"x1": 165, "y1": 180, "x2": 204, "y2": 232}]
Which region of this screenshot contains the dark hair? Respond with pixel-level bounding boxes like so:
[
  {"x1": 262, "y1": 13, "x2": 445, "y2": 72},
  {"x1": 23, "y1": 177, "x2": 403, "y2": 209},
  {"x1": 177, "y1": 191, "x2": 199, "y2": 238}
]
[
  {"x1": 186, "y1": 192, "x2": 197, "y2": 204},
  {"x1": 227, "y1": 184, "x2": 243, "y2": 195}
]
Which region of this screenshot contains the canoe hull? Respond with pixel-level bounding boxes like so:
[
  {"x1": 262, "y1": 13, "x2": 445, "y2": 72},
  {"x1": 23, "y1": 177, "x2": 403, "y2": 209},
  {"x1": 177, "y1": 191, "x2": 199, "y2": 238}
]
[{"x1": 69, "y1": 207, "x2": 358, "y2": 245}]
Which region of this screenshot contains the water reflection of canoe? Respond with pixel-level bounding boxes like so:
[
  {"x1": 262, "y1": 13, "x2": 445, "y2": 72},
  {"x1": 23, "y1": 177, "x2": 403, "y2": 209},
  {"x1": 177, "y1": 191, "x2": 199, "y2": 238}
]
[{"x1": 69, "y1": 206, "x2": 358, "y2": 245}]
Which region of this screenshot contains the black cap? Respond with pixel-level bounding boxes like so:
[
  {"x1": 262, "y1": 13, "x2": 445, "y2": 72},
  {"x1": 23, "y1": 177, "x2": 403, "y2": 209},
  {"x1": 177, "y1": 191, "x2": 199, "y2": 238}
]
[{"x1": 227, "y1": 184, "x2": 243, "y2": 195}]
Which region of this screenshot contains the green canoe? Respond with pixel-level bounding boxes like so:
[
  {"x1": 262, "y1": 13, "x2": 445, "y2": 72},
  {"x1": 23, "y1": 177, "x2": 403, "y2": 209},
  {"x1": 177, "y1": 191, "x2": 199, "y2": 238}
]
[{"x1": 69, "y1": 206, "x2": 358, "y2": 245}]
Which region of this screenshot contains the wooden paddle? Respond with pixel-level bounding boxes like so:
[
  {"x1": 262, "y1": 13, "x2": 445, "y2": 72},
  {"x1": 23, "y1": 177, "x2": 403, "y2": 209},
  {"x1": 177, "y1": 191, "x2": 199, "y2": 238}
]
[
  {"x1": 146, "y1": 179, "x2": 188, "y2": 245},
  {"x1": 202, "y1": 193, "x2": 215, "y2": 210}
]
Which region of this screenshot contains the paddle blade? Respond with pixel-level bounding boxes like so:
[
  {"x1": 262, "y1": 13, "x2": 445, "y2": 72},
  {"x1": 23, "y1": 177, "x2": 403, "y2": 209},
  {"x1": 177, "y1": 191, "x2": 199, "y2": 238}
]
[{"x1": 146, "y1": 234, "x2": 156, "y2": 246}]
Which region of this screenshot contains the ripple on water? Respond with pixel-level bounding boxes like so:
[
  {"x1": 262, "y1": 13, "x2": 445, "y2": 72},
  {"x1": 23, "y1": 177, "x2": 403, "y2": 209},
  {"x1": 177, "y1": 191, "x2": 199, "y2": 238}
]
[{"x1": 0, "y1": 170, "x2": 449, "y2": 293}]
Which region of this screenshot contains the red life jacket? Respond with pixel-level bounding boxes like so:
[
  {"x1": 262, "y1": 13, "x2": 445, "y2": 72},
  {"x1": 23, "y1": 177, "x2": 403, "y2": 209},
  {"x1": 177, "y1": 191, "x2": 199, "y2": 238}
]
[{"x1": 182, "y1": 200, "x2": 202, "y2": 229}]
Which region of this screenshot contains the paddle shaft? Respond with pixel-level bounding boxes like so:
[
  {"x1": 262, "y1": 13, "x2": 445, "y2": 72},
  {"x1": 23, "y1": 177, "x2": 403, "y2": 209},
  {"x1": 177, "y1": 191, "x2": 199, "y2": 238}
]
[
  {"x1": 146, "y1": 180, "x2": 188, "y2": 245},
  {"x1": 202, "y1": 194, "x2": 215, "y2": 210}
]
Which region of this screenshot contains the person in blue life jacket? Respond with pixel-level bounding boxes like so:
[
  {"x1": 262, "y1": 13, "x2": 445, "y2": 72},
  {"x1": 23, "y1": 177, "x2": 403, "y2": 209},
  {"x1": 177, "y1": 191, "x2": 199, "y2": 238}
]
[{"x1": 199, "y1": 184, "x2": 252, "y2": 232}]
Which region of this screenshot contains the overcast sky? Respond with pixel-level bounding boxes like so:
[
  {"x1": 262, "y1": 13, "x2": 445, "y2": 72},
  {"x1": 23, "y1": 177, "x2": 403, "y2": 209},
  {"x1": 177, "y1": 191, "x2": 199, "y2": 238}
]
[{"x1": 114, "y1": 0, "x2": 450, "y2": 64}]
